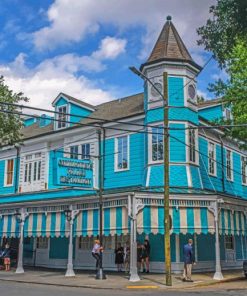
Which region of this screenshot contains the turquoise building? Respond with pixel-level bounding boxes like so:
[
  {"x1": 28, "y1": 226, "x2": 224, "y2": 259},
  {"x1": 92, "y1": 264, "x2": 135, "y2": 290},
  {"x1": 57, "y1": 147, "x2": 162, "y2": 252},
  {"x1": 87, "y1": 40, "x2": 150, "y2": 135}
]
[{"x1": 0, "y1": 18, "x2": 246, "y2": 276}]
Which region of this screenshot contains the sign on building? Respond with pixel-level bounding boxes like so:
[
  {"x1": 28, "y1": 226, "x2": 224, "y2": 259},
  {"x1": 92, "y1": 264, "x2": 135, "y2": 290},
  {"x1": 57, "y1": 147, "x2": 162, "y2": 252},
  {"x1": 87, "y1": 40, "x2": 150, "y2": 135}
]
[{"x1": 55, "y1": 157, "x2": 93, "y2": 188}]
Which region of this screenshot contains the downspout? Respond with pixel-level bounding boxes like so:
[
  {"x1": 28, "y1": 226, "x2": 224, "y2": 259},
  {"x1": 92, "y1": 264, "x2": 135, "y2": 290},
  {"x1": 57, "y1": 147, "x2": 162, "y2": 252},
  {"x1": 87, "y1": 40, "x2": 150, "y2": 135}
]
[
  {"x1": 14, "y1": 145, "x2": 20, "y2": 193},
  {"x1": 102, "y1": 127, "x2": 106, "y2": 190},
  {"x1": 220, "y1": 137, "x2": 225, "y2": 193}
]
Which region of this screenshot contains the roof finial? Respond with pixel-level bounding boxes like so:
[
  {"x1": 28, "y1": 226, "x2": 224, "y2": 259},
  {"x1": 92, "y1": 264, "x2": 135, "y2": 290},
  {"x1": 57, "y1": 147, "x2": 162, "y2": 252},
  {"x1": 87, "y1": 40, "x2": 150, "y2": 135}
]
[{"x1": 166, "y1": 15, "x2": 172, "y2": 22}]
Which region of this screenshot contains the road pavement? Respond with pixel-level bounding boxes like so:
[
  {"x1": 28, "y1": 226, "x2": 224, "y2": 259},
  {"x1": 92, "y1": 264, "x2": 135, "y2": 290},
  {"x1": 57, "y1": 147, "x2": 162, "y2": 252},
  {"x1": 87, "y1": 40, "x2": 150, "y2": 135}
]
[{"x1": 0, "y1": 280, "x2": 246, "y2": 296}]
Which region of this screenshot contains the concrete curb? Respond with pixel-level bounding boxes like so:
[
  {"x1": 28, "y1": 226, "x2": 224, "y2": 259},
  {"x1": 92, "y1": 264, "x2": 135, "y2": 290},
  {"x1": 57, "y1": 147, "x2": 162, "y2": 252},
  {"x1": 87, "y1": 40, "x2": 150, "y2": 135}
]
[{"x1": 0, "y1": 274, "x2": 244, "y2": 290}]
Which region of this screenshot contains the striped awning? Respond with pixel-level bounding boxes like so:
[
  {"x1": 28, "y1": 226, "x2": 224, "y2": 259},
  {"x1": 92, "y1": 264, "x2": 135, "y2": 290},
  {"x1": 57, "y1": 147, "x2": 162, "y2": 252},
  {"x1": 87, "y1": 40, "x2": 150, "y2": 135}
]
[
  {"x1": 219, "y1": 209, "x2": 247, "y2": 235},
  {"x1": 137, "y1": 206, "x2": 215, "y2": 235},
  {"x1": 0, "y1": 206, "x2": 128, "y2": 238}
]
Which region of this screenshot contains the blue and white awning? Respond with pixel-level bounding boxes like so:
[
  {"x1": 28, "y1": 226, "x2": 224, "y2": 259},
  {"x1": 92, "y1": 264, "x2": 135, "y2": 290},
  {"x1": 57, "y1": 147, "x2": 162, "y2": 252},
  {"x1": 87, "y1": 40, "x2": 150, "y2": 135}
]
[
  {"x1": 0, "y1": 206, "x2": 128, "y2": 238},
  {"x1": 137, "y1": 206, "x2": 215, "y2": 235},
  {"x1": 219, "y1": 209, "x2": 247, "y2": 235}
]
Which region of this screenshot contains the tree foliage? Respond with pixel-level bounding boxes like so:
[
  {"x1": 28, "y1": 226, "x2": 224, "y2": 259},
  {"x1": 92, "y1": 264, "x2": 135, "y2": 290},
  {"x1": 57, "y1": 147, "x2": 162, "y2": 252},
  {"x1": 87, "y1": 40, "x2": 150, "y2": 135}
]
[
  {"x1": 197, "y1": 0, "x2": 247, "y2": 67},
  {"x1": 198, "y1": 0, "x2": 247, "y2": 147},
  {"x1": 0, "y1": 76, "x2": 28, "y2": 146}
]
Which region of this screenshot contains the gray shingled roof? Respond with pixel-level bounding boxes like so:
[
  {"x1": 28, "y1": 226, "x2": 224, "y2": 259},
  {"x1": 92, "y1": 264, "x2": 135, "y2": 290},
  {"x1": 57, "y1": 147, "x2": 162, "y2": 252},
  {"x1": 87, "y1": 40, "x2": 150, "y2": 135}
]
[
  {"x1": 198, "y1": 98, "x2": 223, "y2": 108},
  {"x1": 21, "y1": 93, "x2": 144, "y2": 140},
  {"x1": 140, "y1": 18, "x2": 201, "y2": 71}
]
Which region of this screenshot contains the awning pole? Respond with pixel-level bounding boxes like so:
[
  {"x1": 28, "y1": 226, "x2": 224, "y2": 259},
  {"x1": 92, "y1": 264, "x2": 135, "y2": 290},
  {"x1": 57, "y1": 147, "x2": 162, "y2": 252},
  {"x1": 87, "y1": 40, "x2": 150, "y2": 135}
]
[
  {"x1": 65, "y1": 207, "x2": 79, "y2": 277},
  {"x1": 213, "y1": 201, "x2": 224, "y2": 280},
  {"x1": 16, "y1": 208, "x2": 29, "y2": 274},
  {"x1": 129, "y1": 194, "x2": 140, "y2": 282}
]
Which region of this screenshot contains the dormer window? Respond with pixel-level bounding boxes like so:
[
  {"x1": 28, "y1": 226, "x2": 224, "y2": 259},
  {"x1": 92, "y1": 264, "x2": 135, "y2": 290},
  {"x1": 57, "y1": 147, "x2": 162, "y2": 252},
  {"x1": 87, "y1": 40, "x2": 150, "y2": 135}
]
[
  {"x1": 57, "y1": 106, "x2": 67, "y2": 129},
  {"x1": 224, "y1": 108, "x2": 231, "y2": 121}
]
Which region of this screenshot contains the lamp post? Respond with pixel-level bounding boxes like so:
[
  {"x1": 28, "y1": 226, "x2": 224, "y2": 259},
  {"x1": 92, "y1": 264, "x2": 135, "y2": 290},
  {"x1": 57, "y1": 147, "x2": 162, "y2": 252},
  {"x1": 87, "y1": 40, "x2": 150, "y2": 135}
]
[
  {"x1": 209, "y1": 200, "x2": 224, "y2": 280},
  {"x1": 129, "y1": 66, "x2": 172, "y2": 286},
  {"x1": 14, "y1": 208, "x2": 29, "y2": 274},
  {"x1": 64, "y1": 206, "x2": 79, "y2": 277}
]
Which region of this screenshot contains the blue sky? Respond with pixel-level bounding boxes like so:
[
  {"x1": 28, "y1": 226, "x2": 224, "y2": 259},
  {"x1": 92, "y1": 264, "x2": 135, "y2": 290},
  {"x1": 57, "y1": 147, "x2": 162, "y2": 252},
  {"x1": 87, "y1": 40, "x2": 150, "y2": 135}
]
[{"x1": 0, "y1": 0, "x2": 223, "y2": 109}]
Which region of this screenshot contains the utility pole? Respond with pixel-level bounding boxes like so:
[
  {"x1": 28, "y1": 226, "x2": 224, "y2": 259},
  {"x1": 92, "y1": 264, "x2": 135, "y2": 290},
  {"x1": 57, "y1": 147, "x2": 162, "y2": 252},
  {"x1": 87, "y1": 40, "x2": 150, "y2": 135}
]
[
  {"x1": 129, "y1": 66, "x2": 171, "y2": 286},
  {"x1": 96, "y1": 127, "x2": 106, "y2": 280},
  {"x1": 163, "y1": 72, "x2": 171, "y2": 286}
]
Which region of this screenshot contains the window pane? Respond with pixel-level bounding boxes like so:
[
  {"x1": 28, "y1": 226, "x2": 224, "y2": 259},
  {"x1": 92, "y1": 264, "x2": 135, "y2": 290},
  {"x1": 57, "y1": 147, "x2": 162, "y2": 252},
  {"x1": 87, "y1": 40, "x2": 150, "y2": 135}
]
[
  {"x1": 70, "y1": 146, "x2": 78, "y2": 159},
  {"x1": 152, "y1": 127, "x2": 163, "y2": 161},
  {"x1": 117, "y1": 136, "x2": 128, "y2": 169},
  {"x1": 33, "y1": 162, "x2": 37, "y2": 181},
  {"x1": 6, "y1": 159, "x2": 14, "y2": 185},
  {"x1": 81, "y1": 143, "x2": 90, "y2": 159}
]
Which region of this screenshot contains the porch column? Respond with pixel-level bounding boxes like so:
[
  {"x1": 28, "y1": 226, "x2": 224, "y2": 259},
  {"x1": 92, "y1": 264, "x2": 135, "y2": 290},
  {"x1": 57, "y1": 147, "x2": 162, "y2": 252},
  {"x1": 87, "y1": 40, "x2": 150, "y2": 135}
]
[
  {"x1": 65, "y1": 207, "x2": 79, "y2": 277},
  {"x1": 15, "y1": 208, "x2": 29, "y2": 274},
  {"x1": 129, "y1": 194, "x2": 142, "y2": 282},
  {"x1": 210, "y1": 200, "x2": 224, "y2": 280},
  {"x1": 193, "y1": 233, "x2": 198, "y2": 262}
]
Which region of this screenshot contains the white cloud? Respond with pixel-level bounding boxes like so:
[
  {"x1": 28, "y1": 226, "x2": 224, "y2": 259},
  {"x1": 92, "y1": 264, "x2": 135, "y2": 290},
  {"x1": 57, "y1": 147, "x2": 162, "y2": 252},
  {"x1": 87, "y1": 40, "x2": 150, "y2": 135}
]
[
  {"x1": 197, "y1": 89, "x2": 213, "y2": 101},
  {"x1": 0, "y1": 54, "x2": 116, "y2": 111},
  {"x1": 33, "y1": 0, "x2": 215, "y2": 61},
  {"x1": 0, "y1": 36, "x2": 127, "y2": 110}
]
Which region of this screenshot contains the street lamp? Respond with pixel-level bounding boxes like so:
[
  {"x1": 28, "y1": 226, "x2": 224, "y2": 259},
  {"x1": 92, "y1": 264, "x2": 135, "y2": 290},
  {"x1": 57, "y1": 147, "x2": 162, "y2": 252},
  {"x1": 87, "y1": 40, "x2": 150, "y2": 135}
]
[
  {"x1": 64, "y1": 206, "x2": 79, "y2": 277},
  {"x1": 129, "y1": 66, "x2": 172, "y2": 286},
  {"x1": 14, "y1": 208, "x2": 28, "y2": 274}
]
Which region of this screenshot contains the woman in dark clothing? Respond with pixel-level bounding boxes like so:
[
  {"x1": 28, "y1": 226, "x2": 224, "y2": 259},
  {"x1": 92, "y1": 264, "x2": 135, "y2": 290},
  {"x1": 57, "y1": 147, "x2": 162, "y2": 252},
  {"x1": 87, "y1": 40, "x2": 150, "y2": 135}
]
[
  {"x1": 115, "y1": 243, "x2": 124, "y2": 271},
  {"x1": 143, "y1": 239, "x2": 151, "y2": 273},
  {"x1": 137, "y1": 242, "x2": 143, "y2": 272}
]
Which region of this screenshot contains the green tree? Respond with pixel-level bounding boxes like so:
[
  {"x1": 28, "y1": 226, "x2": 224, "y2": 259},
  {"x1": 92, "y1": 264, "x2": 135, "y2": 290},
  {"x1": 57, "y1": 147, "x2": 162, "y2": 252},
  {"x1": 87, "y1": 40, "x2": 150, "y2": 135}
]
[
  {"x1": 208, "y1": 39, "x2": 247, "y2": 146},
  {"x1": 197, "y1": 0, "x2": 247, "y2": 67},
  {"x1": 0, "y1": 76, "x2": 28, "y2": 146},
  {"x1": 197, "y1": 0, "x2": 247, "y2": 146}
]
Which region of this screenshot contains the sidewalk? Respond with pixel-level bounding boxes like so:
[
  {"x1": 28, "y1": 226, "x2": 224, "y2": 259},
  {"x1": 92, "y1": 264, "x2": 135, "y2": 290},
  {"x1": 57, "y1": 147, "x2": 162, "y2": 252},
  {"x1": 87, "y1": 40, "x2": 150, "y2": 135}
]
[{"x1": 0, "y1": 268, "x2": 244, "y2": 290}]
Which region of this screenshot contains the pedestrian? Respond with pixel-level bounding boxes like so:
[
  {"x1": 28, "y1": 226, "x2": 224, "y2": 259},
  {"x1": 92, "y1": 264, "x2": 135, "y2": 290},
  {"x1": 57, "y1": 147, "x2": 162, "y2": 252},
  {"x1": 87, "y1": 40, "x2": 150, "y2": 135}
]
[
  {"x1": 137, "y1": 242, "x2": 143, "y2": 272},
  {"x1": 2, "y1": 243, "x2": 11, "y2": 271},
  {"x1": 92, "y1": 239, "x2": 103, "y2": 271},
  {"x1": 124, "y1": 241, "x2": 130, "y2": 273},
  {"x1": 115, "y1": 243, "x2": 124, "y2": 272},
  {"x1": 182, "y1": 238, "x2": 195, "y2": 282},
  {"x1": 143, "y1": 239, "x2": 151, "y2": 273}
]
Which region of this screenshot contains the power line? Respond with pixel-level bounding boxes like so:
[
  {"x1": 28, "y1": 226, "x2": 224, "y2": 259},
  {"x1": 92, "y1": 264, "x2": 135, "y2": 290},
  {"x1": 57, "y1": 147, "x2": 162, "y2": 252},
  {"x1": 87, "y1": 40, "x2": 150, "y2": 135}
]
[{"x1": 1, "y1": 101, "x2": 247, "y2": 132}]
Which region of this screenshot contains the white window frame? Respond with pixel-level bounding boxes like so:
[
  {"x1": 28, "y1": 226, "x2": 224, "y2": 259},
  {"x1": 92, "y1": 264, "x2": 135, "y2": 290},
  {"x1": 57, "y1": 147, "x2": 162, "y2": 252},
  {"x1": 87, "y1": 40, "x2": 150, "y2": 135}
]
[
  {"x1": 148, "y1": 124, "x2": 164, "y2": 164},
  {"x1": 70, "y1": 145, "x2": 79, "y2": 159},
  {"x1": 114, "y1": 135, "x2": 130, "y2": 172},
  {"x1": 208, "y1": 142, "x2": 217, "y2": 177},
  {"x1": 241, "y1": 155, "x2": 247, "y2": 186},
  {"x1": 23, "y1": 153, "x2": 42, "y2": 184},
  {"x1": 4, "y1": 158, "x2": 15, "y2": 187},
  {"x1": 81, "y1": 143, "x2": 90, "y2": 159},
  {"x1": 224, "y1": 235, "x2": 235, "y2": 251},
  {"x1": 56, "y1": 104, "x2": 68, "y2": 129},
  {"x1": 226, "y1": 149, "x2": 233, "y2": 181},
  {"x1": 187, "y1": 125, "x2": 199, "y2": 165}
]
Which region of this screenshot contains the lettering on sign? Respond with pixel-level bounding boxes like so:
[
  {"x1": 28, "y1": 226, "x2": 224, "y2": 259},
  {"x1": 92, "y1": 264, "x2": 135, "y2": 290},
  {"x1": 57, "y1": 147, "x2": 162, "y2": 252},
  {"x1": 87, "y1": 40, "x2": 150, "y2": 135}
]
[{"x1": 56, "y1": 157, "x2": 93, "y2": 188}]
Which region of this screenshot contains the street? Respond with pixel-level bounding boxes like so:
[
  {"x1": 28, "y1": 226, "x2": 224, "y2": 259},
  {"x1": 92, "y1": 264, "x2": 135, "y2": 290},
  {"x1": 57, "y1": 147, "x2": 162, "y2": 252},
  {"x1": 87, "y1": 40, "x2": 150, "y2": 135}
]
[{"x1": 0, "y1": 280, "x2": 246, "y2": 296}]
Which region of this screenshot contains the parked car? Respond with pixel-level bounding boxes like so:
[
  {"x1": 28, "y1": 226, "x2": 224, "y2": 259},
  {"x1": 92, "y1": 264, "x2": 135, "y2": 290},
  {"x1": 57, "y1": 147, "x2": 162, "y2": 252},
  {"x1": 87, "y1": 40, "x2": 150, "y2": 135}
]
[{"x1": 244, "y1": 260, "x2": 247, "y2": 278}]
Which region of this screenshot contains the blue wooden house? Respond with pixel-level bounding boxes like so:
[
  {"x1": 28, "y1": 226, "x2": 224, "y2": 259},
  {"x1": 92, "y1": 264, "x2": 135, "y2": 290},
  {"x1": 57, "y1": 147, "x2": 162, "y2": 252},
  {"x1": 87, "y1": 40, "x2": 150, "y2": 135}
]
[{"x1": 0, "y1": 17, "x2": 246, "y2": 276}]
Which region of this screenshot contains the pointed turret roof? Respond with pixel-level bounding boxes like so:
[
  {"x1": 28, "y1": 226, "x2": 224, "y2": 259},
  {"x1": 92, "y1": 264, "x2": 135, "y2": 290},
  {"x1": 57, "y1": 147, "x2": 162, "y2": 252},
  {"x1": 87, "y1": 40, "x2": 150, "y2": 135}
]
[{"x1": 141, "y1": 16, "x2": 201, "y2": 71}]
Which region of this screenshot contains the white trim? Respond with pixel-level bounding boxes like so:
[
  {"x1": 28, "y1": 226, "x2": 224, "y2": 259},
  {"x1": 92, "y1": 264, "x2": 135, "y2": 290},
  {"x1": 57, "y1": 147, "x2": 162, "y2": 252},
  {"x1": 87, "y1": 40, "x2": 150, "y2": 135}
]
[
  {"x1": 148, "y1": 122, "x2": 164, "y2": 165},
  {"x1": 208, "y1": 141, "x2": 217, "y2": 177},
  {"x1": 186, "y1": 165, "x2": 192, "y2": 187},
  {"x1": 55, "y1": 104, "x2": 69, "y2": 130},
  {"x1": 226, "y1": 148, "x2": 234, "y2": 182},
  {"x1": 52, "y1": 93, "x2": 95, "y2": 112},
  {"x1": 198, "y1": 103, "x2": 222, "y2": 110},
  {"x1": 114, "y1": 135, "x2": 130, "y2": 172},
  {"x1": 4, "y1": 158, "x2": 15, "y2": 187},
  {"x1": 146, "y1": 166, "x2": 151, "y2": 187},
  {"x1": 241, "y1": 155, "x2": 247, "y2": 186},
  {"x1": 186, "y1": 122, "x2": 199, "y2": 165}
]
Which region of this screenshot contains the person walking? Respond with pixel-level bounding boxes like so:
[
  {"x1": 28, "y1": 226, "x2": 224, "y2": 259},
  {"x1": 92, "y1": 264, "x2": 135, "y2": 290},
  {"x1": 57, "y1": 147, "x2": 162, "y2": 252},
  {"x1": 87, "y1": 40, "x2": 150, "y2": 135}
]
[
  {"x1": 115, "y1": 243, "x2": 124, "y2": 272},
  {"x1": 92, "y1": 239, "x2": 103, "y2": 271},
  {"x1": 2, "y1": 243, "x2": 11, "y2": 271},
  {"x1": 182, "y1": 238, "x2": 195, "y2": 282}
]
